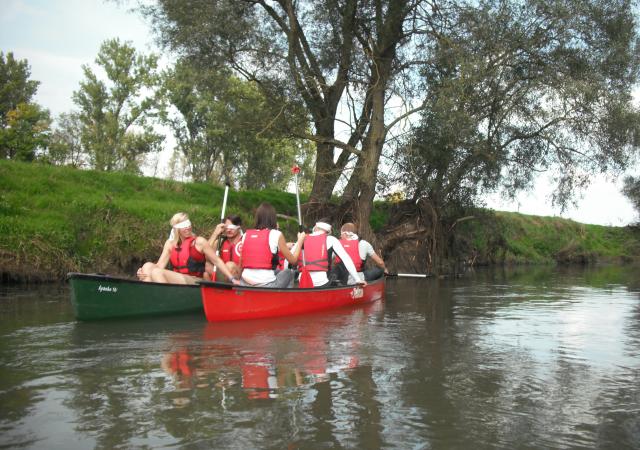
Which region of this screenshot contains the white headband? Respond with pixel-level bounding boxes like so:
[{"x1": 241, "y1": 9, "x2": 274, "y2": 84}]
[
  {"x1": 342, "y1": 231, "x2": 358, "y2": 240},
  {"x1": 225, "y1": 224, "x2": 240, "y2": 230},
  {"x1": 314, "y1": 222, "x2": 332, "y2": 233},
  {"x1": 173, "y1": 220, "x2": 192, "y2": 229}
]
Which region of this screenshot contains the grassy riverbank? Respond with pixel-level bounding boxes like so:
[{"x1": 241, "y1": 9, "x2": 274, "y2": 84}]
[
  {"x1": 456, "y1": 210, "x2": 640, "y2": 265},
  {"x1": 1, "y1": 160, "x2": 639, "y2": 281}
]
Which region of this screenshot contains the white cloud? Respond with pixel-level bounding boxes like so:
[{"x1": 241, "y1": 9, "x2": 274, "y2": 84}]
[{"x1": 485, "y1": 173, "x2": 637, "y2": 226}]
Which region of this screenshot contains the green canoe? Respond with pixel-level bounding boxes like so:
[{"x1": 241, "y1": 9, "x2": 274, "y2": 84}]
[{"x1": 67, "y1": 272, "x2": 203, "y2": 321}]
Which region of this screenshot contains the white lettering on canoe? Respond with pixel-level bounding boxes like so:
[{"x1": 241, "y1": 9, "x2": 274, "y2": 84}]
[
  {"x1": 98, "y1": 285, "x2": 118, "y2": 293},
  {"x1": 351, "y1": 287, "x2": 363, "y2": 299}
]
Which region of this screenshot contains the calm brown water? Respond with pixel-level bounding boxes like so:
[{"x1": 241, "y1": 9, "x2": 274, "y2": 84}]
[{"x1": 1, "y1": 266, "x2": 639, "y2": 449}]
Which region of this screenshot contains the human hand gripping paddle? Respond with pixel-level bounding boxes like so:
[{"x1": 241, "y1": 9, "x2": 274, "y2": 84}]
[{"x1": 292, "y1": 165, "x2": 313, "y2": 288}]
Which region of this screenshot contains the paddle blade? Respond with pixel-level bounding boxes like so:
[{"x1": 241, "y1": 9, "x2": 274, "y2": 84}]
[{"x1": 299, "y1": 267, "x2": 314, "y2": 288}]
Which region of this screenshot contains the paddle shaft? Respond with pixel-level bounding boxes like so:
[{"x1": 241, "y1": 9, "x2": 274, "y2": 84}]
[
  {"x1": 293, "y1": 170, "x2": 306, "y2": 266},
  {"x1": 216, "y1": 182, "x2": 231, "y2": 258},
  {"x1": 388, "y1": 273, "x2": 432, "y2": 278},
  {"x1": 220, "y1": 182, "x2": 230, "y2": 223}
]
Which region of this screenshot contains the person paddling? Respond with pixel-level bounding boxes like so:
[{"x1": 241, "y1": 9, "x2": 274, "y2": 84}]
[
  {"x1": 298, "y1": 219, "x2": 365, "y2": 288},
  {"x1": 332, "y1": 222, "x2": 388, "y2": 285},
  {"x1": 238, "y1": 202, "x2": 306, "y2": 288},
  {"x1": 206, "y1": 214, "x2": 243, "y2": 282},
  {"x1": 137, "y1": 212, "x2": 240, "y2": 285}
]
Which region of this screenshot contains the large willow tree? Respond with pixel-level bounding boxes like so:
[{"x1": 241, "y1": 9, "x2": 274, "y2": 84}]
[{"x1": 142, "y1": 0, "x2": 639, "y2": 238}]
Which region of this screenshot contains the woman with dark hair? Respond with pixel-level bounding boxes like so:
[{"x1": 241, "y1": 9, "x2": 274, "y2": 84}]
[
  {"x1": 239, "y1": 202, "x2": 306, "y2": 288},
  {"x1": 206, "y1": 214, "x2": 243, "y2": 281}
]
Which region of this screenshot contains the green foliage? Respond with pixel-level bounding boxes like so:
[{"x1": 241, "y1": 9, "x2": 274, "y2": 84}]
[
  {"x1": 0, "y1": 102, "x2": 51, "y2": 161},
  {"x1": 144, "y1": 0, "x2": 640, "y2": 234},
  {"x1": 164, "y1": 60, "x2": 313, "y2": 189},
  {"x1": 0, "y1": 51, "x2": 39, "y2": 121},
  {"x1": 622, "y1": 175, "x2": 640, "y2": 223},
  {"x1": 43, "y1": 112, "x2": 85, "y2": 167},
  {"x1": 456, "y1": 211, "x2": 640, "y2": 265},
  {"x1": 398, "y1": 0, "x2": 640, "y2": 212},
  {"x1": 72, "y1": 39, "x2": 163, "y2": 173},
  {"x1": 0, "y1": 52, "x2": 51, "y2": 161},
  {"x1": 370, "y1": 201, "x2": 391, "y2": 232}
]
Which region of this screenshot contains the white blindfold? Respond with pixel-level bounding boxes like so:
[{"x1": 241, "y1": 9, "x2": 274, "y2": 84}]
[{"x1": 314, "y1": 222, "x2": 332, "y2": 233}]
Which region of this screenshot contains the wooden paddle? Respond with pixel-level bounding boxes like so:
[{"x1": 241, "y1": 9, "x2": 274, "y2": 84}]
[{"x1": 292, "y1": 165, "x2": 313, "y2": 288}]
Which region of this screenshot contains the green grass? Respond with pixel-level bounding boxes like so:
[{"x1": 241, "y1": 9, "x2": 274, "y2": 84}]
[
  {"x1": 2, "y1": 160, "x2": 639, "y2": 281},
  {"x1": 456, "y1": 211, "x2": 640, "y2": 265},
  {"x1": 0, "y1": 160, "x2": 304, "y2": 280}
]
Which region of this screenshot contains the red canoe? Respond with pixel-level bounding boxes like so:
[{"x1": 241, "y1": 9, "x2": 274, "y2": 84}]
[{"x1": 199, "y1": 277, "x2": 385, "y2": 321}]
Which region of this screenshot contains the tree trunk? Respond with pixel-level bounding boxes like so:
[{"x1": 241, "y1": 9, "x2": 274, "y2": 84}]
[
  {"x1": 352, "y1": 84, "x2": 386, "y2": 242},
  {"x1": 336, "y1": 0, "x2": 406, "y2": 239},
  {"x1": 306, "y1": 119, "x2": 348, "y2": 222}
]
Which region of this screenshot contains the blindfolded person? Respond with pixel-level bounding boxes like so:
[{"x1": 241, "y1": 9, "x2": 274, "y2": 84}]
[
  {"x1": 206, "y1": 214, "x2": 243, "y2": 281},
  {"x1": 297, "y1": 219, "x2": 366, "y2": 288},
  {"x1": 137, "y1": 212, "x2": 240, "y2": 285},
  {"x1": 332, "y1": 222, "x2": 388, "y2": 285}
]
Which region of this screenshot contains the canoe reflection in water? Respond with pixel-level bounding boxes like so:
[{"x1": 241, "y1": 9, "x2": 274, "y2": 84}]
[{"x1": 162, "y1": 301, "x2": 383, "y2": 400}]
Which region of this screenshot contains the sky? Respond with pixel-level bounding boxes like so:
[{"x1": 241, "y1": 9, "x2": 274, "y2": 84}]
[{"x1": 1, "y1": 0, "x2": 638, "y2": 226}]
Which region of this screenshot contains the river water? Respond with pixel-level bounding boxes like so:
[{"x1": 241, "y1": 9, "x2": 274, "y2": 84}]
[{"x1": 0, "y1": 266, "x2": 639, "y2": 449}]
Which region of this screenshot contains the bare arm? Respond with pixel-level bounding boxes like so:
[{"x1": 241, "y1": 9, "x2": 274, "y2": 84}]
[
  {"x1": 207, "y1": 223, "x2": 225, "y2": 247},
  {"x1": 197, "y1": 237, "x2": 240, "y2": 283},
  {"x1": 370, "y1": 252, "x2": 388, "y2": 274},
  {"x1": 278, "y1": 232, "x2": 306, "y2": 264},
  {"x1": 156, "y1": 240, "x2": 173, "y2": 268}
]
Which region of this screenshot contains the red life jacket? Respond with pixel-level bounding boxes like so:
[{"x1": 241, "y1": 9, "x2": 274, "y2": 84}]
[
  {"x1": 336, "y1": 238, "x2": 364, "y2": 272},
  {"x1": 241, "y1": 229, "x2": 278, "y2": 270},
  {"x1": 220, "y1": 238, "x2": 241, "y2": 264},
  {"x1": 170, "y1": 236, "x2": 205, "y2": 277},
  {"x1": 276, "y1": 250, "x2": 286, "y2": 271},
  {"x1": 214, "y1": 238, "x2": 242, "y2": 282},
  {"x1": 302, "y1": 234, "x2": 331, "y2": 271}
]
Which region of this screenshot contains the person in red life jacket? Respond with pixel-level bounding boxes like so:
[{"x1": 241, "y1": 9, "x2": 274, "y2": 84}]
[
  {"x1": 239, "y1": 202, "x2": 306, "y2": 287},
  {"x1": 205, "y1": 214, "x2": 243, "y2": 281},
  {"x1": 136, "y1": 212, "x2": 240, "y2": 284},
  {"x1": 297, "y1": 219, "x2": 365, "y2": 287},
  {"x1": 331, "y1": 222, "x2": 388, "y2": 285}
]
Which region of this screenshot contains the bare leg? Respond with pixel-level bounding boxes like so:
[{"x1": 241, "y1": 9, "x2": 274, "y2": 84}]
[
  {"x1": 150, "y1": 267, "x2": 199, "y2": 285},
  {"x1": 137, "y1": 262, "x2": 158, "y2": 282},
  {"x1": 204, "y1": 261, "x2": 215, "y2": 280},
  {"x1": 226, "y1": 262, "x2": 240, "y2": 279}
]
